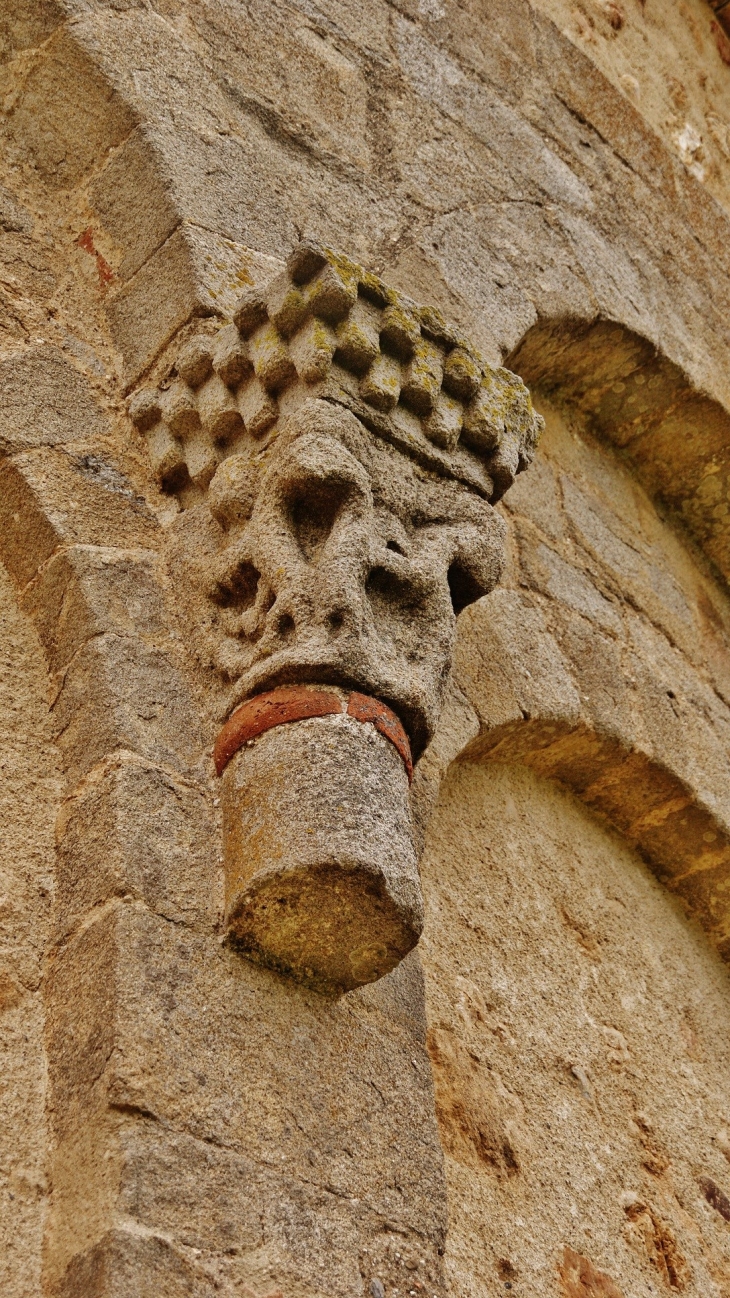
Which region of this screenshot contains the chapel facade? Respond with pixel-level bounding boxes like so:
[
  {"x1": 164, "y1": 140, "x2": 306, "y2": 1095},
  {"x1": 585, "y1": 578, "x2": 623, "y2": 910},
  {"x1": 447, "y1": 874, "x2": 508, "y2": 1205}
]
[{"x1": 2, "y1": 3, "x2": 730, "y2": 1296}]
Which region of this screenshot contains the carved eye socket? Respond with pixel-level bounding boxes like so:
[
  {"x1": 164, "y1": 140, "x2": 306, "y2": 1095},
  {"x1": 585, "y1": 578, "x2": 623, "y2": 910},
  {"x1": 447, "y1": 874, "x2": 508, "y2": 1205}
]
[
  {"x1": 447, "y1": 561, "x2": 485, "y2": 616},
  {"x1": 213, "y1": 561, "x2": 261, "y2": 611},
  {"x1": 386, "y1": 539, "x2": 405, "y2": 555},
  {"x1": 288, "y1": 479, "x2": 352, "y2": 564}
]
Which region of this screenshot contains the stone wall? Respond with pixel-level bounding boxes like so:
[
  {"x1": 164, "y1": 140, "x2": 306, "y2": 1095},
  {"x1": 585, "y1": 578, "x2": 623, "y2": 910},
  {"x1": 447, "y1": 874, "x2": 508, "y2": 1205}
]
[
  {"x1": 419, "y1": 400, "x2": 730, "y2": 1297},
  {"x1": 531, "y1": 0, "x2": 730, "y2": 213},
  {"x1": 423, "y1": 761, "x2": 730, "y2": 1298},
  {"x1": 0, "y1": 565, "x2": 59, "y2": 1298},
  {"x1": 1, "y1": 2, "x2": 730, "y2": 1297}
]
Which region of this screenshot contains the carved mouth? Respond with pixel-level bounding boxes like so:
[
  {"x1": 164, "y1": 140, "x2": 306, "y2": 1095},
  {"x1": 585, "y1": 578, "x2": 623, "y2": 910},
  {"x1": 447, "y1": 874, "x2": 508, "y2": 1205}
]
[
  {"x1": 225, "y1": 653, "x2": 431, "y2": 760},
  {"x1": 214, "y1": 685, "x2": 414, "y2": 782}
]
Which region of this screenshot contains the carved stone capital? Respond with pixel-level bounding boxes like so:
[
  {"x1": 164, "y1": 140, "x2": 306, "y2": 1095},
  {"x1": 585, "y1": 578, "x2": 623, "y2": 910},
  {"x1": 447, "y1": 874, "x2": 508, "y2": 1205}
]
[{"x1": 129, "y1": 240, "x2": 543, "y2": 992}]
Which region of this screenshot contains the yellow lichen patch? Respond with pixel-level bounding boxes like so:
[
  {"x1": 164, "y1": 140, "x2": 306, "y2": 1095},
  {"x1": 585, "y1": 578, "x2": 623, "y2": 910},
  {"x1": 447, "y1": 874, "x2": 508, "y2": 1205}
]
[
  {"x1": 425, "y1": 390, "x2": 464, "y2": 451},
  {"x1": 380, "y1": 303, "x2": 421, "y2": 359},
  {"x1": 443, "y1": 347, "x2": 482, "y2": 402},
  {"x1": 462, "y1": 386, "x2": 504, "y2": 454},
  {"x1": 136, "y1": 241, "x2": 543, "y2": 511},
  {"x1": 401, "y1": 338, "x2": 444, "y2": 416},
  {"x1": 289, "y1": 316, "x2": 337, "y2": 384},
  {"x1": 335, "y1": 298, "x2": 380, "y2": 374},
  {"x1": 248, "y1": 321, "x2": 297, "y2": 394},
  {"x1": 359, "y1": 352, "x2": 402, "y2": 412},
  {"x1": 267, "y1": 280, "x2": 309, "y2": 338}
]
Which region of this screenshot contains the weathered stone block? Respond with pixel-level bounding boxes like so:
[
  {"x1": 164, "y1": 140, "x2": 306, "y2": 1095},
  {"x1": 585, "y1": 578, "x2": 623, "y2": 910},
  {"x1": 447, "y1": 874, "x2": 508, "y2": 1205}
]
[
  {"x1": 47, "y1": 903, "x2": 446, "y2": 1242},
  {"x1": 453, "y1": 587, "x2": 581, "y2": 732},
  {"x1": 0, "y1": 180, "x2": 33, "y2": 234},
  {"x1": 90, "y1": 126, "x2": 181, "y2": 284},
  {"x1": 549, "y1": 602, "x2": 635, "y2": 742},
  {"x1": 22, "y1": 545, "x2": 166, "y2": 678},
  {"x1": 347, "y1": 945, "x2": 431, "y2": 1038},
  {"x1": 535, "y1": 10, "x2": 674, "y2": 197},
  {"x1": 560, "y1": 474, "x2": 694, "y2": 650},
  {"x1": 0, "y1": 0, "x2": 66, "y2": 60},
  {"x1": 55, "y1": 1230, "x2": 217, "y2": 1298},
  {"x1": 0, "y1": 345, "x2": 111, "y2": 456},
  {"x1": 410, "y1": 677, "x2": 481, "y2": 850},
  {"x1": 50, "y1": 634, "x2": 203, "y2": 786},
  {"x1": 106, "y1": 224, "x2": 279, "y2": 385},
  {"x1": 55, "y1": 758, "x2": 218, "y2": 938},
  {"x1": 502, "y1": 447, "x2": 567, "y2": 543},
  {"x1": 0, "y1": 449, "x2": 158, "y2": 589},
  {"x1": 118, "y1": 1126, "x2": 264, "y2": 1257},
  {"x1": 115, "y1": 1121, "x2": 446, "y2": 1297},
  {"x1": 6, "y1": 26, "x2": 137, "y2": 188},
  {"x1": 625, "y1": 611, "x2": 730, "y2": 807},
  {"x1": 104, "y1": 226, "x2": 215, "y2": 386},
  {"x1": 45, "y1": 913, "x2": 117, "y2": 1141},
  {"x1": 516, "y1": 519, "x2": 623, "y2": 635}
]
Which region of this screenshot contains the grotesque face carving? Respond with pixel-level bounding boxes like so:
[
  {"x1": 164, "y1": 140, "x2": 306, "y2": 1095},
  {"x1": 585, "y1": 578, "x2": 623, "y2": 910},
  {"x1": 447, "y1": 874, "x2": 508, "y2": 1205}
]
[
  {"x1": 131, "y1": 239, "x2": 543, "y2": 758},
  {"x1": 203, "y1": 400, "x2": 506, "y2": 756},
  {"x1": 129, "y1": 241, "x2": 543, "y2": 991}
]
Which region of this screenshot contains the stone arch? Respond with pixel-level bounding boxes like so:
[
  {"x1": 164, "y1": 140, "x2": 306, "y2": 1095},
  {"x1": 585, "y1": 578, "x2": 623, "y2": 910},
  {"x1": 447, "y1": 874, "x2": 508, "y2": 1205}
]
[
  {"x1": 468, "y1": 713, "x2": 730, "y2": 961},
  {"x1": 419, "y1": 614, "x2": 730, "y2": 965},
  {"x1": 2, "y1": 6, "x2": 281, "y2": 387},
  {"x1": 416, "y1": 347, "x2": 730, "y2": 1280},
  {"x1": 415, "y1": 314, "x2": 730, "y2": 967},
  {"x1": 509, "y1": 315, "x2": 730, "y2": 583},
  {"x1": 0, "y1": 363, "x2": 219, "y2": 1287},
  {"x1": 0, "y1": 545, "x2": 60, "y2": 1298}
]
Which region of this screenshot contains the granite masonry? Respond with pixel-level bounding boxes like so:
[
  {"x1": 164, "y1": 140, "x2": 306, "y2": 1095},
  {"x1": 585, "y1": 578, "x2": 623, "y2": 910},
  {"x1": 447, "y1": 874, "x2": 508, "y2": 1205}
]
[{"x1": 2, "y1": 2, "x2": 730, "y2": 1297}]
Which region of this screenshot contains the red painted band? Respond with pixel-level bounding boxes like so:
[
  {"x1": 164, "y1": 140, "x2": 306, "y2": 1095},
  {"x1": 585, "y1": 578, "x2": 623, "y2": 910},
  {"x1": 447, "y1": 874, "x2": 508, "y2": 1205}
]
[
  {"x1": 214, "y1": 687, "x2": 341, "y2": 775},
  {"x1": 214, "y1": 685, "x2": 413, "y2": 781}
]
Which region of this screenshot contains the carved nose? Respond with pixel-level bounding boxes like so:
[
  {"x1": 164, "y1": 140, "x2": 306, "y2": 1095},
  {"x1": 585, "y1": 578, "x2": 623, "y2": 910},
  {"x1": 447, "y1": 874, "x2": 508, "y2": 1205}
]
[
  {"x1": 242, "y1": 434, "x2": 372, "y2": 642},
  {"x1": 272, "y1": 431, "x2": 373, "y2": 567}
]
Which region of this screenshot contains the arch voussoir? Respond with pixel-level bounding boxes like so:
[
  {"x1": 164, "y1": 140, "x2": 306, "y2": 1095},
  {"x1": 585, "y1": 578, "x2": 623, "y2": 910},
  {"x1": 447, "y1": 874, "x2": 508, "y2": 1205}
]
[{"x1": 430, "y1": 582, "x2": 730, "y2": 965}]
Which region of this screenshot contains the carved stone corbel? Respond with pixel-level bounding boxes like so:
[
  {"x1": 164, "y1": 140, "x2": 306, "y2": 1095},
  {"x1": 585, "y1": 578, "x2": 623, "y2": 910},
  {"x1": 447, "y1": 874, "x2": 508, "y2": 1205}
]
[{"x1": 129, "y1": 240, "x2": 543, "y2": 993}]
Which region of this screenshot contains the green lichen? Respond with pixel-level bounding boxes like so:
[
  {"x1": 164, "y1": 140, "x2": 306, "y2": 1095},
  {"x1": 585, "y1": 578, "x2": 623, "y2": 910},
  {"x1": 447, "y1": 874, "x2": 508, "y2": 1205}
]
[
  {"x1": 401, "y1": 338, "x2": 443, "y2": 415},
  {"x1": 443, "y1": 347, "x2": 481, "y2": 400},
  {"x1": 381, "y1": 303, "x2": 420, "y2": 357}
]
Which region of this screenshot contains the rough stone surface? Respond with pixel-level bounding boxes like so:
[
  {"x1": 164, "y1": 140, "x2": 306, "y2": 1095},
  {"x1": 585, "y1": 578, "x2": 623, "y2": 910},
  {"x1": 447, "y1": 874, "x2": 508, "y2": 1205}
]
[
  {"x1": 0, "y1": 448, "x2": 158, "y2": 590},
  {"x1": 130, "y1": 241, "x2": 542, "y2": 506},
  {"x1": 0, "y1": 564, "x2": 59, "y2": 1298},
  {"x1": 0, "y1": 344, "x2": 110, "y2": 453},
  {"x1": 222, "y1": 711, "x2": 422, "y2": 992},
  {"x1": 3, "y1": 0, "x2": 730, "y2": 1295},
  {"x1": 54, "y1": 756, "x2": 218, "y2": 938},
  {"x1": 440, "y1": 403, "x2": 730, "y2": 966},
  {"x1": 420, "y1": 760, "x2": 730, "y2": 1298},
  {"x1": 531, "y1": 0, "x2": 730, "y2": 216},
  {"x1": 45, "y1": 904, "x2": 447, "y2": 1295},
  {"x1": 167, "y1": 397, "x2": 508, "y2": 755}
]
